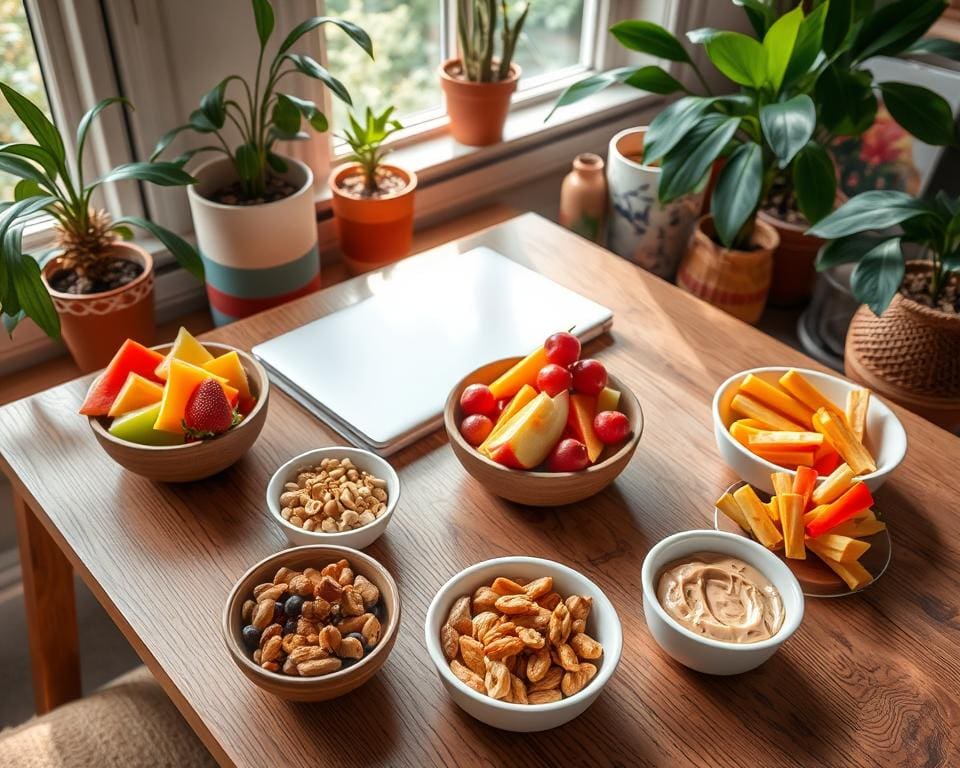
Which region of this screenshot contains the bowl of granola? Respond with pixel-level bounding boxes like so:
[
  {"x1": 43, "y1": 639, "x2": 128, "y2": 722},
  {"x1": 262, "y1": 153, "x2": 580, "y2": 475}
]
[{"x1": 424, "y1": 556, "x2": 622, "y2": 732}]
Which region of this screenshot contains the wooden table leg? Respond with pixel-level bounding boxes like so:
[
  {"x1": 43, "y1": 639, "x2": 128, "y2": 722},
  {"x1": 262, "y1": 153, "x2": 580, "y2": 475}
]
[{"x1": 13, "y1": 492, "x2": 82, "y2": 713}]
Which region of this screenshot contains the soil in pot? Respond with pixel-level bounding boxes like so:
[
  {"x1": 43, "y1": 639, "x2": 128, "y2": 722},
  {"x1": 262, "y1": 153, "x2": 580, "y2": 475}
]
[
  {"x1": 337, "y1": 168, "x2": 408, "y2": 199},
  {"x1": 902, "y1": 270, "x2": 959, "y2": 314},
  {"x1": 48, "y1": 257, "x2": 144, "y2": 295},
  {"x1": 207, "y1": 175, "x2": 298, "y2": 206}
]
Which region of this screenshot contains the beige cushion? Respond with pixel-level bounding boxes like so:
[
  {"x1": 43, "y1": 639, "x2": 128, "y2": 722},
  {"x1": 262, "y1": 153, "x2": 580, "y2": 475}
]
[{"x1": 0, "y1": 666, "x2": 216, "y2": 768}]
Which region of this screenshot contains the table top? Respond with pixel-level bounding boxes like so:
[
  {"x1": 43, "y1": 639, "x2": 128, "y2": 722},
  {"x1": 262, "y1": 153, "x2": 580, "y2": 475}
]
[{"x1": 2, "y1": 213, "x2": 959, "y2": 768}]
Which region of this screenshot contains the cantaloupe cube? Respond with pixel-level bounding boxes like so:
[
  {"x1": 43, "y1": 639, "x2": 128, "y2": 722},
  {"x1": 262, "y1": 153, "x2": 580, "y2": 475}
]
[
  {"x1": 489, "y1": 346, "x2": 549, "y2": 400},
  {"x1": 738, "y1": 374, "x2": 814, "y2": 427},
  {"x1": 203, "y1": 351, "x2": 252, "y2": 402},
  {"x1": 154, "y1": 360, "x2": 238, "y2": 433},
  {"x1": 107, "y1": 373, "x2": 164, "y2": 418},
  {"x1": 596, "y1": 386, "x2": 621, "y2": 413},
  {"x1": 155, "y1": 327, "x2": 214, "y2": 380}
]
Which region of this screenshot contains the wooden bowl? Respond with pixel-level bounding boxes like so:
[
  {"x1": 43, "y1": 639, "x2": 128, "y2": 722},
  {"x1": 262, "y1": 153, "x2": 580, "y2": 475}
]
[
  {"x1": 222, "y1": 545, "x2": 401, "y2": 701},
  {"x1": 444, "y1": 358, "x2": 643, "y2": 506},
  {"x1": 88, "y1": 342, "x2": 269, "y2": 482}
]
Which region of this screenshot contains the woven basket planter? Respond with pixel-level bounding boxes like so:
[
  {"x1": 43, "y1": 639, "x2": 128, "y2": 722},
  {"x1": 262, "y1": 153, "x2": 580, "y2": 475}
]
[{"x1": 844, "y1": 262, "x2": 960, "y2": 432}]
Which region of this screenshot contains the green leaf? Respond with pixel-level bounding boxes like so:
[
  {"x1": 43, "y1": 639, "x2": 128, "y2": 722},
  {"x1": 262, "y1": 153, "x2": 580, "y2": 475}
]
[
  {"x1": 234, "y1": 143, "x2": 260, "y2": 183},
  {"x1": 760, "y1": 95, "x2": 816, "y2": 168},
  {"x1": 879, "y1": 82, "x2": 956, "y2": 146},
  {"x1": 0, "y1": 195, "x2": 56, "y2": 244},
  {"x1": 548, "y1": 68, "x2": 639, "y2": 118},
  {"x1": 763, "y1": 5, "x2": 803, "y2": 92},
  {"x1": 150, "y1": 124, "x2": 190, "y2": 161},
  {"x1": 0, "y1": 143, "x2": 58, "y2": 180},
  {"x1": 815, "y1": 65, "x2": 877, "y2": 136},
  {"x1": 624, "y1": 66, "x2": 687, "y2": 94},
  {"x1": 687, "y1": 28, "x2": 722, "y2": 44},
  {"x1": 643, "y1": 96, "x2": 715, "y2": 165},
  {"x1": 906, "y1": 37, "x2": 960, "y2": 60},
  {"x1": 2, "y1": 310, "x2": 25, "y2": 338},
  {"x1": 189, "y1": 109, "x2": 218, "y2": 134},
  {"x1": 77, "y1": 97, "x2": 129, "y2": 170},
  {"x1": 704, "y1": 32, "x2": 767, "y2": 88},
  {"x1": 850, "y1": 238, "x2": 904, "y2": 315},
  {"x1": 806, "y1": 191, "x2": 930, "y2": 238},
  {"x1": 91, "y1": 162, "x2": 197, "y2": 188},
  {"x1": 278, "y1": 17, "x2": 373, "y2": 58},
  {"x1": 853, "y1": 0, "x2": 945, "y2": 61},
  {"x1": 111, "y1": 225, "x2": 134, "y2": 241},
  {"x1": 711, "y1": 142, "x2": 762, "y2": 247},
  {"x1": 115, "y1": 216, "x2": 204, "y2": 281},
  {"x1": 943, "y1": 252, "x2": 960, "y2": 272},
  {"x1": 816, "y1": 234, "x2": 890, "y2": 270},
  {"x1": 282, "y1": 54, "x2": 352, "y2": 106},
  {"x1": 200, "y1": 79, "x2": 232, "y2": 130},
  {"x1": 266, "y1": 152, "x2": 288, "y2": 173},
  {"x1": 659, "y1": 114, "x2": 740, "y2": 203},
  {"x1": 610, "y1": 20, "x2": 692, "y2": 62},
  {"x1": 251, "y1": 0, "x2": 274, "y2": 46},
  {"x1": 0, "y1": 154, "x2": 51, "y2": 186},
  {"x1": 309, "y1": 112, "x2": 328, "y2": 132},
  {"x1": 734, "y1": 0, "x2": 776, "y2": 37},
  {"x1": 272, "y1": 94, "x2": 301, "y2": 134},
  {"x1": 9, "y1": 237, "x2": 60, "y2": 339},
  {"x1": 793, "y1": 142, "x2": 837, "y2": 224},
  {"x1": 822, "y1": 0, "x2": 851, "y2": 55},
  {"x1": 0, "y1": 83, "x2": 65, "y2": 165},
  {"x1": 14, "y1": 180, "x2": 43, "y2": 201},
  {"x1": 784, "y1": 2, "x2": 828, "y2": 85}
]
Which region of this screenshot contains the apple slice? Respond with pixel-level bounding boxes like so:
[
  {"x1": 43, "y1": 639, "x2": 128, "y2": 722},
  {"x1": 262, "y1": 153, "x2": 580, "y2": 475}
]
[
  {"x1": 566, "y1": 393, "x2": 603, "y2": 463},
  {"x1": 486, "y1": 390, "x2": 569, "y2": 470},
  {"x1": 479, "y1": 384, "x2": 537, "y2": 454},
  {"x1": 596, "y1": 386, "x2": 620, "y2": 413}
]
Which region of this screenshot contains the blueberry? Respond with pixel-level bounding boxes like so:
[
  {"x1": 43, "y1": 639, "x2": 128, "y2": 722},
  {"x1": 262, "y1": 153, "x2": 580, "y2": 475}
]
[
  {"x1": 340, "y1": 656, "x2": 359, "y2": 668},
  {"x1": 370, "y1": 602, "x2": 385, "y2": 622},
  {"x1": 344, "y1": 631, "x2": 368, "y2": 651},
  {"x1": 241, "y1": 625, "x2": 261, "y2": 651},
  {"x1": 284, "y1": 595, "x2": 304, "y2": 618},
  {"x1": 284, "y1": 618, "x2": 298, "y2": 636},
  {"x1": 273, "y1": 601, "x2": 286, "y2": 623}
]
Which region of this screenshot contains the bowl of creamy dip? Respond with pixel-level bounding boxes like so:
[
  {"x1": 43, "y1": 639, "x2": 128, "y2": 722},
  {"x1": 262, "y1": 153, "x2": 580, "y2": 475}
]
[{"x1": 641, "y1": 530, "x2": 804, "y2": 675}]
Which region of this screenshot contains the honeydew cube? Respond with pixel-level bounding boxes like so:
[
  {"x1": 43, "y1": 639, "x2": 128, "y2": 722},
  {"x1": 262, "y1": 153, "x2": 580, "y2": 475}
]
[{"x1": 109, "y1": 403, "x2": 184, "y2": 446}]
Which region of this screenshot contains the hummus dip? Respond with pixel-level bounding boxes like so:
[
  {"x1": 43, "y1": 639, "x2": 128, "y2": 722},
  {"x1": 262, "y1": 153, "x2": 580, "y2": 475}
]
[{"x1": 656, "y1": 552, "x2": 784, "y2": 644}]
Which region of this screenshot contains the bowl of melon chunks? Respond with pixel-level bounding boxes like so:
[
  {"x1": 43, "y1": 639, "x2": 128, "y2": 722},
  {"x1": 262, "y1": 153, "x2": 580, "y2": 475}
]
[
  {"x1": 80, "y1": 328, "x2": 269, "y2": 482},
  {"x1": 444, "y1": 332, "x2": 643, "y2": 506},
  {"x1": 712, "y1": 366, "x2": 907, "y2": 495},
  {"x1": 714, "y1": 469, "x2": 891, "y2": 597}
]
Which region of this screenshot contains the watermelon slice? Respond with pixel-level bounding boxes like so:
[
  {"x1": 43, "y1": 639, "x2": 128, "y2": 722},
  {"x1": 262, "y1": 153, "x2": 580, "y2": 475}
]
[{"x1": 79, "y1": 340, "x2": 165, "y2": 416}]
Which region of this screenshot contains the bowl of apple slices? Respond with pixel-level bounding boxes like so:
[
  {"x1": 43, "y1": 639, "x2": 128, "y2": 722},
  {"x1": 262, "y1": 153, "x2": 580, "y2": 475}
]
[{"x1": 443, "y1": 331, "x2": 643, "y2": 506}]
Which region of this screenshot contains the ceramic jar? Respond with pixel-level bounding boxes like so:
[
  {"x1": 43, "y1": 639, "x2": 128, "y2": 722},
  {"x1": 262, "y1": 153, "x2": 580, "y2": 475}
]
[
  {"x1": 439, "y1": 59, "x2": 520, "y2": 146},
  {"x1": 559, "y1": 153, "x2": 607, "y2": 244},
  {"x1": 187, "y1": 156, "x2": 319, "y2": 326},
  {"x1": 605, "y1": 127, "x2": 704, "y2": 280},
  {"x1": 41, "y1": 242, "x2": 154, "y2": 372}
]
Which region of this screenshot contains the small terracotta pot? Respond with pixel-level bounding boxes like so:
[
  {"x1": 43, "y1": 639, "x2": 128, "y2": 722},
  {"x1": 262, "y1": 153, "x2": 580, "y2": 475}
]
[
  {"x1": 758, "y1": 210, "x2": 824, "y2": 308},
  {"x1": 559, "y1": 153, "x2": 607, "y2": 244},
  {"x1": 439, "y1": 58, "x2": 520, "y2": 146},
  {"x1": 329, "y1": 163, "x2": 417, "y2": 274},
  {"x1": 676, "y1": 216, "x2": 780, "y2": 325},
  {"x1": 42, "y1": 242, "x2": 154, "y2": 373},
  {"x1": 844, "y1": 262, "x2": 960, "y2": 432}
]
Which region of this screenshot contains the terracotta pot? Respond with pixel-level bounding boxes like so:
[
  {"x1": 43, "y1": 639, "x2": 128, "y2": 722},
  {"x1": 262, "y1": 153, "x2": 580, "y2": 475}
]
[
  {"x1": 439, "y1": 58, "x2": 520, "y2": 146},
  {"x1": 559, "y1": 153, "x2": 607, "y2": 244},
  {"x1": 605, "y1": 127, "x2": 704, "y2": 280},
  {"x1": 188, "y1": 156, "x2": 319, "y2": 326},
  {"x1": 676, "y1": 216, "x2": 780, "y2": 325},
  {"x1": 844, "y1": 263, "x2": 960, "y2": 432},
  {"x1": 42, "y1": 242, "x2": 154, "y2": 373},
  {"x1": 758, "y1": 209, "x2": 824, "y2": 308},
  {"x1": 329, "y1": 163, "x2": 417, "y2": 275}
]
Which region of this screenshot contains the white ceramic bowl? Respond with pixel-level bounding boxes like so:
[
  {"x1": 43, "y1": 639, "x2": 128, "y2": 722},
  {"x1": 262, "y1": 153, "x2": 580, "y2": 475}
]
[
  {"x1": 641, "y1": 530, "x2": 804, "y2": 675},
  {"x1": 424, "y1": 556, "x2": 623, "y2": 732},
  {"x1": 266, "y1": 447, "x2": 400, "y2": 550},
  {"x1": 713, "y1": 366, "x2": 907, "y2": 494}
]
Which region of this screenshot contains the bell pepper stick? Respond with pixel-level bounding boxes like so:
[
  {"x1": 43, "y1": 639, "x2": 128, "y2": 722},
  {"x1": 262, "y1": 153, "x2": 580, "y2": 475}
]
[
  {"x1": 811, "y1": 463, "x2": 856, "y2": 506},
  {"x1": 845, "y1": 389, "x2": 870, "y2": 443},
  {"x1": 813, "y1": 449, "x2": 842, "y2": 475},
  {"x1": 750, "y1": 448, "x2": 815, "y2": 467},
  {"x1": 805, "y1": 481, "x2": 874, "y2": 538},
  {"x1": 738, "y1": 374, "x2": 814, "y2": 428},
  {"x1": 792, "y1": 465, "x2": 818, "y2": 508}
]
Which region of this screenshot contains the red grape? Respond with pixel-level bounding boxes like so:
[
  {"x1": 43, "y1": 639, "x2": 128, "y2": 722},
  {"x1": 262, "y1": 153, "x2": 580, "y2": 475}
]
[
  {"x1": 593, "y1": 410, "x2": 630, "y2": 444},
  {"x1": 544, "y1": 331, "x2": 581, "y2": 366},
  {"x1": 460, "y1": 414, "x2": 493, "y2": 446},
  {"x1": 570, "y1": 359, "x2": 607, "y2": 395},
  {"x1": 546, "y1": 438, "x2": 590, "y2": 472},
  {"x1": 536, "y1": 363, "x2": 573, "y2": 397},
  {"x1": 460, "y1": 383, "x2": 496, "y2": 416}
]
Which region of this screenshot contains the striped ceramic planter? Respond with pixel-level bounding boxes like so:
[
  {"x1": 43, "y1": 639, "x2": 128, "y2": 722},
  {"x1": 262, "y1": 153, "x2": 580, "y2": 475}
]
[{"x1": 187, "y1": 156, "x2": 319, "y2": 326}]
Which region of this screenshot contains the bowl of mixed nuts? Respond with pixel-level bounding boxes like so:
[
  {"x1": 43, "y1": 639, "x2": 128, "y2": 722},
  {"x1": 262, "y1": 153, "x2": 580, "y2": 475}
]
[
  {"x1": 424, "y1": 556, "x2": 622, "y2": 732},
  {"x1": 222, "y1": 545, "x2": 400, "y2": 701},
  {"x1": 266, "y1": 447, "x2": 399, "y2": 550}
]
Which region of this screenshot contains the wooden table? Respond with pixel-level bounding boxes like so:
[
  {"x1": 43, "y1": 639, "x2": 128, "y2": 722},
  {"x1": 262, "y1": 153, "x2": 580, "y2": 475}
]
[{"x1": 2, "y1": 214, "x2": 958, "y2": 767}]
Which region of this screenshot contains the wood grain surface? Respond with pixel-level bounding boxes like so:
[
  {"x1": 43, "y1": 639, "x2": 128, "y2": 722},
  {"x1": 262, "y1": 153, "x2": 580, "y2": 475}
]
[{"x1": 1, "y1": 214, "x2": 959, "y2": 767}]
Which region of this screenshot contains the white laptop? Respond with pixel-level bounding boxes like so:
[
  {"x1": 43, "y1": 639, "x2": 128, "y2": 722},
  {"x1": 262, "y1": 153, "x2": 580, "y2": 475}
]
[{"x1": 253, "y1": 246, "x2": 613, "y2": 455}]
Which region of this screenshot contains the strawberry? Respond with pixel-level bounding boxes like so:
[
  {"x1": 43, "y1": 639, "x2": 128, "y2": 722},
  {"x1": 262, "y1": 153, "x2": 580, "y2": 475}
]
[{"x1": 181, "y1": 378, "x2": 240, "y2": 439}]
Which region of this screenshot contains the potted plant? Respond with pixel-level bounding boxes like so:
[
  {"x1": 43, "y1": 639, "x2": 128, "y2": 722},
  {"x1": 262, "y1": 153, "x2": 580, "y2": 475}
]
[
  {"x1": 553, "y1": 0, "x2": 958, "y2": 314},
  {"x1": 152, "y1": 0, "x2": 372, "y2": 326},
  {"x1": 329, "y1": 106, "x2": 417, "y2": 274},
  {"x1": 440, "y1": 0, "x2": 530, "y2": 147},
  {"x1": 808, "y1": 189, "x2": 960, "y2": 431},
  {"x1": 0, "y1": 85, "x2": 202, "y2": 372}
]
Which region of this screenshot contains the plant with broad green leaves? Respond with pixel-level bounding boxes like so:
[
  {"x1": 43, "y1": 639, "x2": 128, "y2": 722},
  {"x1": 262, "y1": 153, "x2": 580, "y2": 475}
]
[
  {"x1": 807, "y1": 190, "x2": 960, "y2": 315},
  {"x1": 551, "y1": 0, "x2": 958, "y2": 250},
  {"x1": 457, "y1": 0, "x2": 530, "y2": 82},
  {"x1": 339, "y1": 107, "x2": 403, "y2": 195},
  {"x1": 152, "y1": 0, "x2": 372, "y2": 200},
  {"x1": 0, "y1": 83, "x2": 202, "y2": 339}
]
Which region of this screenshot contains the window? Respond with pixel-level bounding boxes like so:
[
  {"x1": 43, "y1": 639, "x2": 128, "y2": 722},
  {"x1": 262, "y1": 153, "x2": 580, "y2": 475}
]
[{"x1": 0, "y1": 0, "x2": 50, "y2": 200}]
